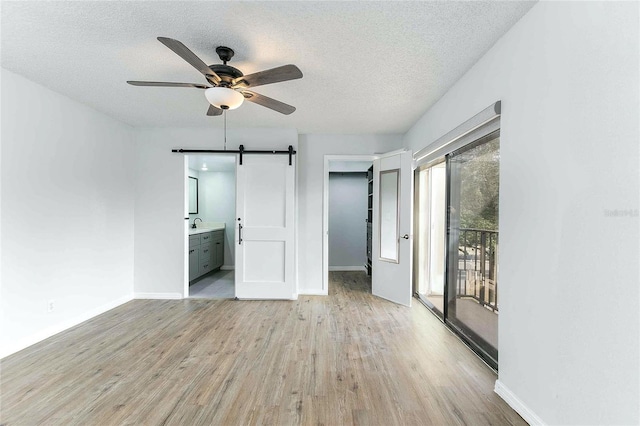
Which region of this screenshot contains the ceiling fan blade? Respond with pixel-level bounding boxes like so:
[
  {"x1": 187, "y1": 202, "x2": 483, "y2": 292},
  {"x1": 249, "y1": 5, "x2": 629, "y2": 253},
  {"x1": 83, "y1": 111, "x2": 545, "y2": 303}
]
[
  {"x1": 206, "y1": 104, "x2": 223, "y2": 116},
  {"x1": 241, "y1": 90, "x2": 296, "y2": 115},
  {"x1": 127, "y1": 81, "x2": 209, "y2": 89},
  {"x1": 157, "y1": 37, "x2": 221, "y2": 84},
  {"x1": 232, "y1": 64, "x2": 302, "y2": 89}
]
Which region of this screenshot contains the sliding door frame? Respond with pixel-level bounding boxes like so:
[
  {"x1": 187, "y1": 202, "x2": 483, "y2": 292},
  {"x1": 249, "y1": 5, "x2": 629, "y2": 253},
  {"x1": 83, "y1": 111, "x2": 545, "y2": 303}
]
[{"x1": 412, "y1": 102, "x2": 501, "y2": 370}]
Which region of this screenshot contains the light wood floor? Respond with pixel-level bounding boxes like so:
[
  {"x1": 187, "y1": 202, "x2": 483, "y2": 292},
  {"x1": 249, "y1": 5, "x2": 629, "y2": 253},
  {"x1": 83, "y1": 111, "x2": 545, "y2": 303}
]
[
  {"x1": 425, "y1": 296, "x2": 498, "y2": 349},
  {"x1": 1, "y1": 272, "x2": 525, "y2": 425}
]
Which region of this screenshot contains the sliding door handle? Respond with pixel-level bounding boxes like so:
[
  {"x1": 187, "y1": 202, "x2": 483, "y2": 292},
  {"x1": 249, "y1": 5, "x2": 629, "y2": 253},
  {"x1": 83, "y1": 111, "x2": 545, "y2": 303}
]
[{"x1": 238, "y1": 223, "x2": 243, "y2": 245}]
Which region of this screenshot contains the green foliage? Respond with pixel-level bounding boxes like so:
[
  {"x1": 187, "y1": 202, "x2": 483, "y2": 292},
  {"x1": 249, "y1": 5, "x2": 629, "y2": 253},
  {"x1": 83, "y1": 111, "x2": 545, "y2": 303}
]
[{"x1": 456, "y1": 138, "x2": 500, "y2": 232}]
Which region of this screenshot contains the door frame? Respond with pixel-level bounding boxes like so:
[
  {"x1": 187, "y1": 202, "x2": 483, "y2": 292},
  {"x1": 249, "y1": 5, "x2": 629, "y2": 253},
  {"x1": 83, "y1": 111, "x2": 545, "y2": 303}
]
[
  {"x1": 183, "y1": 155, "x2": 190, "y2": 298},
  {"x1": 322, "y1": 155, "x2": 376, "y2": 294}
]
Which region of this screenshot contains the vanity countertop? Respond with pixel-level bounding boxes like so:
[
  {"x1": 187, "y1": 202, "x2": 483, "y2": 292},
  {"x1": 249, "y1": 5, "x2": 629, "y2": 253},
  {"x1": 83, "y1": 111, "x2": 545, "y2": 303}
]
[{"x1": 189, "y1": 224, "x2": 225, "y2": 235}]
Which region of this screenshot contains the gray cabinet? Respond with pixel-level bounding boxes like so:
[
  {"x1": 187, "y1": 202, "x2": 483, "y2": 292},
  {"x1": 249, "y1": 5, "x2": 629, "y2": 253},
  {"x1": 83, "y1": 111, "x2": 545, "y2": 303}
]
[
  {"x1": 189, "y1": 230, "x2": 225, "y2": 283},
  {"x1": 212, "y1": 230, "x2": 224, "y2": 270},
  {"x1": 189, "y1": 235, "x2": 201, "y2": 281},
  {"x1": 199, "y1": 242, "x2": 212, "y2": 275}
]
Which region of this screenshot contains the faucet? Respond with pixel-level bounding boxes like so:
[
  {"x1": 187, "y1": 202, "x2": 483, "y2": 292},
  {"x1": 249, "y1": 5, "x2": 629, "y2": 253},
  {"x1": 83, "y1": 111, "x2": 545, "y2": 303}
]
[{"x1": 192, "y1": 218, "x2": 202, "y2": 229}]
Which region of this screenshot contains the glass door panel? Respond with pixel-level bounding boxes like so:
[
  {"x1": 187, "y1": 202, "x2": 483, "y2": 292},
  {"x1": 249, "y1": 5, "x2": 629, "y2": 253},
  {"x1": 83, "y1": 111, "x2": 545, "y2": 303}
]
[
  {"x1": 446, "y1": 132, "x2": 500, "y2": 366},
  {"x1": 415, "y1": 161, "x2": 447, "y2": 317}
]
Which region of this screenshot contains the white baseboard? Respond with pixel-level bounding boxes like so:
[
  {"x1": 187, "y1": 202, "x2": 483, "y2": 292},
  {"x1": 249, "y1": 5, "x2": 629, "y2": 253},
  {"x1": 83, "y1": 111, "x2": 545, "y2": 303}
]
[
  {"x1": 1, "y1": 294, "x2": 134, "y2": 359},
  {"x1": 495, "y1": 380, "x2": 545, "y2": 425},
  {"x1": 220, "y1": 265, "x2": 235, "y2": 271},
  {"x1": 329, "y1": 266, "x2": 366, "y2": 272},
  {"x1": 133, "y1": 292, "x2": 183, "y2": 300}
]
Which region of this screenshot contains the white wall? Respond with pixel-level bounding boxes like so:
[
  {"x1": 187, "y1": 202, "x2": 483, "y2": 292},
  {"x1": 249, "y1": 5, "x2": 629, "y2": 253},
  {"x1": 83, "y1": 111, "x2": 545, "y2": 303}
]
[
  {"x1": 403, "y1": 2, "x2": 639, "y2": 424},
  {"x1": 297, "y1": 134, "x2": 402, "y2": 294},
  {"x1": 328, "y1": 173, "x2": 368, "y2": 269},
  {"x1": 1, "y1": 68, "x2": 135, "y2": 357},
  {"x1": 133, "y1": 127, "x2": 298, "y2": 297},
  {"x1": 199, "y1": 170, "x2": 236, "y2": 267}
]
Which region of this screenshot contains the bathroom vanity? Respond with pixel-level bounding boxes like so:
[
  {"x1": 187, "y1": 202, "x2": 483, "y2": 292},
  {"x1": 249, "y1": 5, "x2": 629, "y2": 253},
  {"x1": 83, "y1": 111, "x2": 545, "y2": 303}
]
[{"x1": 189, "y1": 227, "x2": 224, "y2": 282}]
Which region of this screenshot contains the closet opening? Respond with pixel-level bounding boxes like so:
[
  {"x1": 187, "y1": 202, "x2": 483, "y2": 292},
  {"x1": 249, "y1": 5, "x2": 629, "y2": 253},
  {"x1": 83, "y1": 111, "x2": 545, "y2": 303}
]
[
  {"x1": 184, "y1": 154, "x2": 237, "y2": 299},
  {"x1": 323, "y1": 156, "x2": 375, "y2": 294}
]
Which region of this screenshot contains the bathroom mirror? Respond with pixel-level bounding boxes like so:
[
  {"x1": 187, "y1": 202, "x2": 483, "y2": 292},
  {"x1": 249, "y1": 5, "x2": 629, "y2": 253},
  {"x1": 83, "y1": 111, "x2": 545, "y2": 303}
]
[
  {"x1": 379, "y1": 169, "x2": 399, "y2": 263},
  {"x1": 189, "y1": 177, "x2": 198, "y2": 214}
]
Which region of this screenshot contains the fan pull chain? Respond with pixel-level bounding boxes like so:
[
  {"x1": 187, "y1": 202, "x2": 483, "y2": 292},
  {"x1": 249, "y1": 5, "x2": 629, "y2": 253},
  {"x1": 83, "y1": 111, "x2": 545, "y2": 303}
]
[{"x1": 224, "y1": 110, "x2": 227, "y2": 151}]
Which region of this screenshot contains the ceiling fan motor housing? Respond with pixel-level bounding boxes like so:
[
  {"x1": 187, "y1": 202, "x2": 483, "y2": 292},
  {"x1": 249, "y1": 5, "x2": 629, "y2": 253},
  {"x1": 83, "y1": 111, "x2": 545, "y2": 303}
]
[{"x1": 208, "y1": 64, "x2": 244, "y2": 87}]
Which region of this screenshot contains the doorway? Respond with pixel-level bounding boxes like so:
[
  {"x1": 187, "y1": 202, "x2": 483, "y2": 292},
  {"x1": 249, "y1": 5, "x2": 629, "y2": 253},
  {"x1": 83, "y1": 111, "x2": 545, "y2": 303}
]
[
  {"x1": 323, "y1": 156, "x2": 375, "y2": 294},
  {"x1": 322, "y1": 151, "x2": 413, "y2": 305},
  {"x1": 184, "y1": 154, "x2": 237, "y2": 299}
]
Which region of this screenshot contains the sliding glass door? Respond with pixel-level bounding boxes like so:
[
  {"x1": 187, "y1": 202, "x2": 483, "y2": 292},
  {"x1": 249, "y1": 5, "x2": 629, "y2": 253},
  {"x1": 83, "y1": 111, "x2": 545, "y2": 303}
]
[
  {"x1": 446, "y1": 132, "x2": 500, "y2": 366},
  {"x1": 414, "y1": 130, "x2": 500, "y2": 369}
]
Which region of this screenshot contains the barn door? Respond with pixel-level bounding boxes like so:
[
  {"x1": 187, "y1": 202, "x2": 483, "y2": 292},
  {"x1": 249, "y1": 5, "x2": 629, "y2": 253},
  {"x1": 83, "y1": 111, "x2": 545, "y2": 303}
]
[{"x1": 235, "y1": 154, "x2": 296, "y2": 299}]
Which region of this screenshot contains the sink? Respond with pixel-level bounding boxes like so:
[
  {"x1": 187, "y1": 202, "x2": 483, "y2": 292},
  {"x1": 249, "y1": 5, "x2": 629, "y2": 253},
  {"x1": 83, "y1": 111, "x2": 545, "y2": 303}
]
[{"x1": 189, "y1": 224, "x2": 225, "y2": 235}]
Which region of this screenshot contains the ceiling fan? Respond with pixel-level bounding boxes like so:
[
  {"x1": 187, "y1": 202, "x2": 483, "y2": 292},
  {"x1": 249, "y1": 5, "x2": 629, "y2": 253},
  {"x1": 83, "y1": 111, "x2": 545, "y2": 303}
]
[{"x1": 127, "y1": 37, "x2": 303, "y2": 116}]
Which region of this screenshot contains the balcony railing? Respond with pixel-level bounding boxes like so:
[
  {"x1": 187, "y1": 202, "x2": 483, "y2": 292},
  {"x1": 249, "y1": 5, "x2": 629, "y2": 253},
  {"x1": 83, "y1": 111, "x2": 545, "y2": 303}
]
[{"x1": 456, "y1": 228, "x2": 498, "y2": 312}]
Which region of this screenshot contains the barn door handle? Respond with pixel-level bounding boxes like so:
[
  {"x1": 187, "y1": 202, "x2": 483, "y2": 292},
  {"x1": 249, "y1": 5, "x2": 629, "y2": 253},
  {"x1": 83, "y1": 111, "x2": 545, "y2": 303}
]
[{"x1": 238, "y1": 222, "x2": 243, "y2": 245}]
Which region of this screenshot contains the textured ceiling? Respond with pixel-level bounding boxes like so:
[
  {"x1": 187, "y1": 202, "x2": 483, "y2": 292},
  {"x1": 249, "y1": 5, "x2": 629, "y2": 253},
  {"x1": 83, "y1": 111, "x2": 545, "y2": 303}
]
[{"x1": 1, "y1": 1, "x2": 535, "y2": 134}]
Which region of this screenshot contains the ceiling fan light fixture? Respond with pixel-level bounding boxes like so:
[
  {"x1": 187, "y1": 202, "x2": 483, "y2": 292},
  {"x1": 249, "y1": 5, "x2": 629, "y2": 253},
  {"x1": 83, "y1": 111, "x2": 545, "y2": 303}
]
[
  {"x1": 205, "y1": 87, "x2": 244, "y2": 110},
  {"x1": 129, "y1": 38, "x2": 302, "y2": 115}
]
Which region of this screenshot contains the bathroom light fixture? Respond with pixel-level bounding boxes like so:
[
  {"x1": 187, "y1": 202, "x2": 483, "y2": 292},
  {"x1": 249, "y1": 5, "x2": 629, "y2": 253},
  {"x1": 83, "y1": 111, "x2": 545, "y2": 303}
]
[
  {"x1": 204, "y1": 87, "x2": 244, "y2": 110},
  {"x1": 201, "y1": 163, "x2": 208, "y2": 171}
]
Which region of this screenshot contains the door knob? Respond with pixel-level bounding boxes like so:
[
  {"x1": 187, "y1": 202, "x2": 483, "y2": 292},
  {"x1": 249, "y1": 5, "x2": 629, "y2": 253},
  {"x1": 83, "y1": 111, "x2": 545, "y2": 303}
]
[{"x1": 401, "y1": 234, "x2": 409, "y2": 239}]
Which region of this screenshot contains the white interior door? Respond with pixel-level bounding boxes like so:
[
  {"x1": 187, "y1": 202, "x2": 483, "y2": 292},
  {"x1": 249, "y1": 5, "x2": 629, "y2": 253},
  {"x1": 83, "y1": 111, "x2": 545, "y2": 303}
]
[
  {"x1": 372, "y1": 150, "x2": 413, "y2": 306},
  {"x1": 235, "y1": 154, "x2": 296, "y2": 299}
]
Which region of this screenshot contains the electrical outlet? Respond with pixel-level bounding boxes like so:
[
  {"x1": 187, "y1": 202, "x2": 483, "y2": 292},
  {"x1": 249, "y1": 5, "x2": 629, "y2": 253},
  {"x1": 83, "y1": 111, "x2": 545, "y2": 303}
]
[{"x1": 47, "y1": 299, "x2": 55, "y2": 313}]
